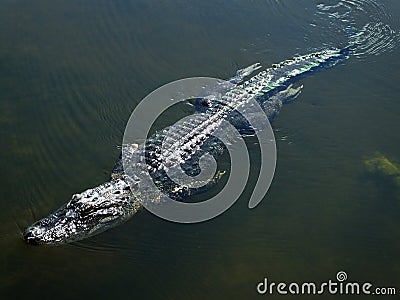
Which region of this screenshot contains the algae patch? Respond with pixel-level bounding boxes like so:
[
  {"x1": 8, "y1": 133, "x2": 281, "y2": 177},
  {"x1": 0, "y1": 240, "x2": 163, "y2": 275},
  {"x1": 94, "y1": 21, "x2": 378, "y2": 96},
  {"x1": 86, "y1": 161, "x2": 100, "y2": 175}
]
[{"x1": 364, "y1": 153, "x2": 400, "y2": 188}]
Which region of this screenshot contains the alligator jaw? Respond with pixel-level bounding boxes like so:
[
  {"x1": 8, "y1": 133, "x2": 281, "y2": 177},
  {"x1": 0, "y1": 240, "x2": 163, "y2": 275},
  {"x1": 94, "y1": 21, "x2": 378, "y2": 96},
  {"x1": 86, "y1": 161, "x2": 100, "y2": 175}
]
[
  {"x1": 23, "y1": 204, "x2": 89, "y2": 245},
  {"x1": 23, "y1": 224, "x2": 47, "y2": 245},
  {"x1": 23, "y1": 177, "x2": 140, "y2": 245}
]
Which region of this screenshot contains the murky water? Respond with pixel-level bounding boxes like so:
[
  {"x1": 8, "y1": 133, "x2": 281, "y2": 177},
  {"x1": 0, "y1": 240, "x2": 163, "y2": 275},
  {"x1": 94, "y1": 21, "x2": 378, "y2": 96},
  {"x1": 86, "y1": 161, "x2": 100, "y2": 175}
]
[{"x1": 1, "y1": 0, "x2": 399, "y2": 299}]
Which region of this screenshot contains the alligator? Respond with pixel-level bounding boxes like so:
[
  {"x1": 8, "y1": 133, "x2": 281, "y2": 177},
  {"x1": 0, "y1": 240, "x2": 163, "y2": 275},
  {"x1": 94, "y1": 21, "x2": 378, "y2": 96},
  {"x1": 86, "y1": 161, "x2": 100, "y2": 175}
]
[{"x1": 23, "y1": 47, "x2": 351, "y2": 245}]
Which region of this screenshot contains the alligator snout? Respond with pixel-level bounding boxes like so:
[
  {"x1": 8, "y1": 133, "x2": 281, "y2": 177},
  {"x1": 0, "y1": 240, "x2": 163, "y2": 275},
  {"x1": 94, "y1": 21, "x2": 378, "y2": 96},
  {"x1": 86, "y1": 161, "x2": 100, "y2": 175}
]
[{"x1": 23, "y1": 226, "x2": 45, "y2": 245}]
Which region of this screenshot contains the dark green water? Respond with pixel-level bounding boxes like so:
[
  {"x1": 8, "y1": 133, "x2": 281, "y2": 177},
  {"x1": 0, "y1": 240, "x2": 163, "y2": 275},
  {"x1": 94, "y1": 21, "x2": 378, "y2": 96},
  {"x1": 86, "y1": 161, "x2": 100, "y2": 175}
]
[{"x1": 1, "y1": 0, "x2": 399, "y2": 299}]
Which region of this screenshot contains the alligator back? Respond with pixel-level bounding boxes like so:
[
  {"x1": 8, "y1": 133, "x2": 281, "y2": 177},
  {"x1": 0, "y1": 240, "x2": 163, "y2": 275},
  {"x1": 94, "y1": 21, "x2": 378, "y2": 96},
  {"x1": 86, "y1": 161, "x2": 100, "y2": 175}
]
[{"x1": 119, "y1": 48, "x2": 350, "y2": 202}]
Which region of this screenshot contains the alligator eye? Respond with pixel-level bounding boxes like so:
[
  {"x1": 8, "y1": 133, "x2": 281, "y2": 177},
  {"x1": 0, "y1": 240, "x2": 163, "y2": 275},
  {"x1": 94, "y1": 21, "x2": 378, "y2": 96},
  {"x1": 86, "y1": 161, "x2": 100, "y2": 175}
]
[
  {"x1": 67, "y1": 195, "x2": 80, "y2": 208},
  {"x1": 80, "y1": 206, "x2": 94, "y2": 217},
  {"x1": 71, "y1": 194, "x2": 80, "y2": 202}
]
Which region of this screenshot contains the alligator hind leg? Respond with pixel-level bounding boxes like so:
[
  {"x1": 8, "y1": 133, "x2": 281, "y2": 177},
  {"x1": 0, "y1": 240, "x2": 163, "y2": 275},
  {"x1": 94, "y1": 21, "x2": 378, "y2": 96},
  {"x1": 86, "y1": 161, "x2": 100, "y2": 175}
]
[
  {"x1": 261, "y1": 84, "x2": 304, "y2": 120},
  {"x1": 279, "y1": 84, "x2": 303, "y2": 104}
]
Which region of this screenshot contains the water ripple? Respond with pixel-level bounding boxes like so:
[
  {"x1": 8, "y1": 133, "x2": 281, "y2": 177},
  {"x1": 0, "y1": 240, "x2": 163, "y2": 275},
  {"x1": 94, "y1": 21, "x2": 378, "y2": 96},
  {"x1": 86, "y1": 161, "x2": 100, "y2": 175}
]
[{"x1": 315, "y1": 0, "x2": 400, "y2": 57}]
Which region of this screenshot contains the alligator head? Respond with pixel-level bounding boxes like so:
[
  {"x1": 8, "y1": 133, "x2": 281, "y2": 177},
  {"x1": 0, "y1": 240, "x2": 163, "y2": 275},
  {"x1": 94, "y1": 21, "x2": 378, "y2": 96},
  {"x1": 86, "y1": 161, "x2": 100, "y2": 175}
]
[{"x1": 23, "y1": 177, "x2": 140, "y2": 245}]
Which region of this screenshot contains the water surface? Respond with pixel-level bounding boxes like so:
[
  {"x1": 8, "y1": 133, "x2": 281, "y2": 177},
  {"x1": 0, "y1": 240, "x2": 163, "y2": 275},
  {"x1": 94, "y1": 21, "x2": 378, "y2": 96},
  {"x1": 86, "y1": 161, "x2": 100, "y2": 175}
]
[{"x1": 1, "y1": 0, "x2": 399, "y2": 299}]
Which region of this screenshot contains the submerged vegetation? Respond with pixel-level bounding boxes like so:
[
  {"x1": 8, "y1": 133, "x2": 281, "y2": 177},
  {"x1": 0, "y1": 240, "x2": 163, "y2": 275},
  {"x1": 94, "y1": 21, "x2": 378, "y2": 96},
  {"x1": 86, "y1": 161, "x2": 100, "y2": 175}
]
[{"x1": 364, "y1": 152, "x2": 400, "y2": 188}]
